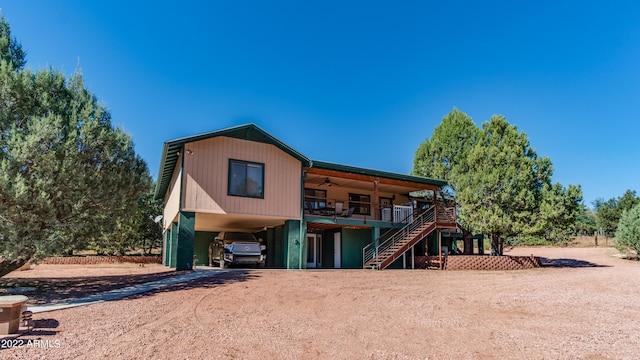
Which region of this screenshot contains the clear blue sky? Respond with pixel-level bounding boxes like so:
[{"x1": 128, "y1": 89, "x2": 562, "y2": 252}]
[{"x1": 3, "y1": 1, "x2": 639, "y2": 207}]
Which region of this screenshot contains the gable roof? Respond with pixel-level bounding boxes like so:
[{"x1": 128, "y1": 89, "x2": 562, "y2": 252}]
[{"x1": 154, "y1": 124, "x2": 310, "y2": 200}]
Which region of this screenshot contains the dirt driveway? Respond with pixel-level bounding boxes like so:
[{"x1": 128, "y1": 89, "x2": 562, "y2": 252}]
[{"x1": 3, "y1": 247, "x2": 640, "y2": 359}]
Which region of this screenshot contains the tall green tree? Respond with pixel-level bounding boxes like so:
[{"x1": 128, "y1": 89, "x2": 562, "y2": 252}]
[
  {"x1": 455, "y1": 115, "x2": 553, "y2": 253},
  {"x1": 574, "y1": 205, "x2": 598, "y2": 236},
  {"x1": 414, "y1": 110, "x2": 583, "y2": 250},
  {"x1": 537, "y1": 183, "x2": 583, "y2": 243},
  {"x1": 0, "y1": 16, "x2": 25, "y2": 70},
  {"x1": 594, "y1": 190, "x2": 639, "y2": 236},
  {"x1": 615, "y1": 204, "x2": 640, "y2": 259},
  {"x1": 412, "y1": 108, "x2": 479, "y2": 192},
  {"x1": 90, "y1": 182, "x2": 163, "y2": 255},
  {"x1": 0, "y1": 15, "x2": 149, "y2": 276}
]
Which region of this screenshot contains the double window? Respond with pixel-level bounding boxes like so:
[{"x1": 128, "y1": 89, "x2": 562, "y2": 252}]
[{"x1": 228, "y1": 159, "x2": 264, "y2": 198}]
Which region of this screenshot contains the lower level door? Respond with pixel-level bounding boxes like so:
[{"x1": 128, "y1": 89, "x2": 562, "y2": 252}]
[
  {"x1": 306, "y1": 233, "x2": 322, "y2": 268},
  {"x1": 334, "y1": 232, "x2": 341, "y2": 268}
]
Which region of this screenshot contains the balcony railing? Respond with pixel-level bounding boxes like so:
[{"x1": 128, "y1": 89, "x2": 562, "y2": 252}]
[{"x1": 303, "y1": 196, "x2": 450, "y2": 224}]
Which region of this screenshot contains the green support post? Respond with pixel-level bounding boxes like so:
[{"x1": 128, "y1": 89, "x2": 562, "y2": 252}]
[
  {"x1": 176, "y1": 212, "x2": 195, "y2": 271},
  {"x1": 284, "y1": 220, "x2": 304, "y2": 269},
  {"x1": 169, "y1": 223, "x2": 178, "y2": 268}
]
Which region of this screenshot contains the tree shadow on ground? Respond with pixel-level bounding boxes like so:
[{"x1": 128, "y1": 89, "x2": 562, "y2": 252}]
[
  {"x1": 0, "y1": 270, "x2": 188, "y2": 304},
  {"x1": 1, "y1": 269, "x2": 258, "y2": 305},
  {"x1": 540, "y1": 257, "x2": 609, "y2": 268},
  {"x1": 0, "y1": 269, "x2": 258, "y2": 346},
  {"x1": 123, "y1": 270, "x2": 258, "y2": 301}
]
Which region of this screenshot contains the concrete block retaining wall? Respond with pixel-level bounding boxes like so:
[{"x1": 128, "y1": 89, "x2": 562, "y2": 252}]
[
  {"x1": 40, "y1": 256, "x2": 162, "y2": 265},
  {"x1": 414, "y1": 255, "x2": 542, "y2": 270}
]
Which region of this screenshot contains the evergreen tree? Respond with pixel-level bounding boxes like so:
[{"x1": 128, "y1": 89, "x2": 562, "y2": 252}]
[
  {"x1": 574, "y1": 205, "x2": 598, "y2": 236},
  {"x1": 537, "y1": 183, "x2": 583, "y2": 243},
  {"x1": 615, "y1": 204, "x2": 640, "y2": 259},
  {"x1": 455, "y1": 115, "x2": 553, "y2": 253},
  {"x1": 0, "y1": 15, "x2": 149, "y2": 276},
  {"x1": 594, "y1": 190, "x2": 639, "y2": 236},
  {"x1": 412, "y1": 108, "x2": 479, "y2": 192}
]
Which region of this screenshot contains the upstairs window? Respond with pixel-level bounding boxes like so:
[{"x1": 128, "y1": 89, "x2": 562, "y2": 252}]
[
  {"x1": 304, "y1": 188, "x2": 327, "y2": 210},
  {"x1": 349, "y1": 193, "x2": 371, "y2": 215},
  {"x1": 228, "y1": 159, "x2": 264, "y2": 198}
]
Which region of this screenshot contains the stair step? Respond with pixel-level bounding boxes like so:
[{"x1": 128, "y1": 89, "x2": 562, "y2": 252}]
[{"x1": 363, "y1": 213, "x2": 438, "y2": 269}]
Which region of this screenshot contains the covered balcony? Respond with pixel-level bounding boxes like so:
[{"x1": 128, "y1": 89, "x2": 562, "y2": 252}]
[{"x1": 302, "y1": 161, "x2": 456, "y2": 231}]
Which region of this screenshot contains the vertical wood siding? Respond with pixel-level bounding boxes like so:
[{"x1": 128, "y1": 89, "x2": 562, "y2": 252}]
[
  {"x1": 163, "y1": 157, "x2": 182, "y2": 229},
  {"x1": 182, "y1": 137, "x2": 301, "y2": 219}
]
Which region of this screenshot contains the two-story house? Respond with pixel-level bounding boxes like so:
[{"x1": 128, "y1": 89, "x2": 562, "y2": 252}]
[{"x1": 154, "y1": 124, "x2": 457, "y2": 270}]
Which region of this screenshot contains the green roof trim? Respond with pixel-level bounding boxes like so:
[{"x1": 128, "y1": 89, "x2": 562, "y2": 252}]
[
  {"x1": 154, "y1": 124, "x2": 310, "y2": 200},
  {"x1": 309, "y1": 160, "x2": 447, "y2": 187}
]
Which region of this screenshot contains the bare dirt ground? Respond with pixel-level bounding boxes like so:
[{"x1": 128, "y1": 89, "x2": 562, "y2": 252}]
[{"x1": 2, "y1": 247, "x2": 640, "y2": 359}]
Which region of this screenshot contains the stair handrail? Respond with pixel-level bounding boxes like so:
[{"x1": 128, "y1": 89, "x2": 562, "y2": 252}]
[
  {"x1": 362, "y1": 206, "x2": 421, "y2": 267},
  {"x1": 362, "y1": 205, "x2": 436, "y2": 268}
]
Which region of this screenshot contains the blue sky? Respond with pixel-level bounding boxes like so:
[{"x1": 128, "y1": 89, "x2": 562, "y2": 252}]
[{"x1": 2, "y1": 1, "x2": 639, "y2": 206}]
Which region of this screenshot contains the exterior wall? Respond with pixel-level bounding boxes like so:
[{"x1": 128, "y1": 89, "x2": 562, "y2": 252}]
[
  {"x1": 194, "y1": 231, "x2": 217, "y2": 267},
  {"x1": 182, "y1": 137, "x2": 301, "y2": 219},
  {"x1": 164, "y1": 157, "x2": 182, "y2": 230},
  {"x1": 341, "y1": 228, "x2": 372, "y2": 269},
  {"x1": 260, "y1": 228, "x2": 286, "y2": 268}
]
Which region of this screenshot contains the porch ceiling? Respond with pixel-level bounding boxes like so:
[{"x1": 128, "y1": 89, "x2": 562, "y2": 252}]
[
  {"x1": 305, "y1": 172, "x2": 435, "y2": 194},
  {"x1": 193, "y1": 212, "x2": 291, "y2": 233},
  {"x1": 306, "y1": 221, "x2": 370, "y2": 232}
]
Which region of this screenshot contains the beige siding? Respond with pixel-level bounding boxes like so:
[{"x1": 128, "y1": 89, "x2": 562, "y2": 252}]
[
  {"x1": 182, "y1": 137, "x2": 301, "y2": 219},
  {"x1": 163, "y1": 156, "x2": 182, "y2": 229}
]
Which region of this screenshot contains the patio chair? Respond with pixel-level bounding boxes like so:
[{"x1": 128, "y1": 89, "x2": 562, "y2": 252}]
[
  {"x1": 341, "y1": 207, "x2": 355, "y2": 218},
  {"x1": 305, "y1": 201, "x2": 319, "y2": 215},
  {"x1": 334, "y1": 201, "x2": 346, "y2": 216}
]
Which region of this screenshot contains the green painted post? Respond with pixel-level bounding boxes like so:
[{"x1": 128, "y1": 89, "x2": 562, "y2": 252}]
[
  {"x1": 284, "y1": 220, "x2": 303, "y2": 269},
  {"x1": 176, "y1": 212, "x2": 195, "y2": 271},
  {"x1": 169, "y1": 223, "x2": 178, "y2": 268},
  {"x1": 372, "y1": 227, "x2": 380, "y2": 261}
]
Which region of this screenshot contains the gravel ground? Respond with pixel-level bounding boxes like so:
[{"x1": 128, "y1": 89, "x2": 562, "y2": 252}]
[{"x1": 2, "y1": 247, "x2": 640, "y2": 359}]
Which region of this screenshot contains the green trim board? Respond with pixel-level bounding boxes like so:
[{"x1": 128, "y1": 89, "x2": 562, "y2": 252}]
[
  {"x1": 155, "y1": 124, "x2": 310, "y2": 200},
  {"x1": 309, "y1": 160, "x2": 447, "y2": 187},
  {"x1": 303, "y1": 215, "x2": 405, "y2": 229}
]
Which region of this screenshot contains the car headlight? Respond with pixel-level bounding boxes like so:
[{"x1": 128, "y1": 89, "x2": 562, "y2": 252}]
[
  {"x1": 259, "y1": 245, "x2": 266, "y2": 251},
  {"x1": 223, "y1": 244, "x2": 233, "y2": 251}
]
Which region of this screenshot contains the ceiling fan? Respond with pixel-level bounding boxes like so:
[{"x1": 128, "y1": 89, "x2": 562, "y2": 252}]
[{"x1": 319, "y1": 177, "x2": 339, "y2": 187}]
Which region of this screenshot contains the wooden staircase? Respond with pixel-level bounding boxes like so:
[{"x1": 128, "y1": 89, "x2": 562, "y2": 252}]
[{"x1": 362, "y1": 206, "x2": 438, "y2": 270}]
